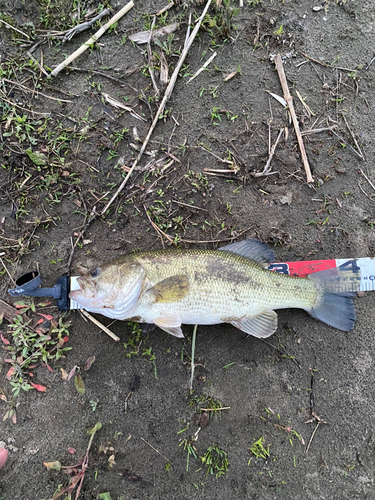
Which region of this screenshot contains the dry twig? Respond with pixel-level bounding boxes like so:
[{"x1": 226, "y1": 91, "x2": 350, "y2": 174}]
[
  {"x1": 186, "y1": 51, "x2": 217, "y2": 84},
  {"x1": 274, "y1": 54, "x2": 313, "y2": 183},
  {"x1": 253, "y1": 128, "x2": 283, "y2": 177},
  {"x1": 79, "y1": 309, "x2": 120, "y2": 342},
  {"x1": 51, "y1": 1, "x2": 134, "y2": 77},
  {"x1": 140, "y1": 437, "x2": 172, "y2": 465},
  {"x1": 0, "y1": 18, "x2": 30, "y2": 39}
]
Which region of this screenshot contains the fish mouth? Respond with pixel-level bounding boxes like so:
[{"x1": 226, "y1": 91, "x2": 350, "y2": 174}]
[{"x1": 69, "y1": 278, "x2": 103, "y2": 308}]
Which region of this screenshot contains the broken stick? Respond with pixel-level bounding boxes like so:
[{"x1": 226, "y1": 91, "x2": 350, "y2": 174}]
[
  {"x1": 80, "y1": 309, "x2": 120, "y2": 342},
  {"x1": 274, "y1": 54, "x2": 314, "y2": 183},
  {"x1": 51, "y1": 1, "x2": 134, "y2": 77}
]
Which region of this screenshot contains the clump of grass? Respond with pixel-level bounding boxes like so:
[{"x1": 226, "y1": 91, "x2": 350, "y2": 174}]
[
  {"x1": 248, "y1": 436, "x2": 270, "y2": 461},
  {"x1": 179, "y1": 435, "x2": 198, "y2": 472},
  {"x1": 123, "y1": 322, "x2": 157, "y2": 379},
  {"x1": 189, "y1": 394, "x2": 224, "y2": 419},
  {"x1": 200, "y1": 445, "x2": 229, "y2": 478}
]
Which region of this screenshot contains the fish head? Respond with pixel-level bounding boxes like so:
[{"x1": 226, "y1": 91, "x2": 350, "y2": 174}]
[{"x1": 69, "y1": 256, "x2": 144, "y2": 310}]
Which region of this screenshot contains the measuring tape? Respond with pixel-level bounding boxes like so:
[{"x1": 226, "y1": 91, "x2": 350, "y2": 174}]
[{"x1": 268, "y1": 258, "x2": 373, "y2": 291}]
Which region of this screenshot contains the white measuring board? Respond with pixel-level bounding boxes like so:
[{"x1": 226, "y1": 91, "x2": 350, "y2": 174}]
[{"x1": 69, "y1": 258, "x2": 375, "y2": 310}]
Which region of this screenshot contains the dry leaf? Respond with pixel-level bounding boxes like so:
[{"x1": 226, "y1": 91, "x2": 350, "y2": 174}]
[
  {"x1": 44, "y1": 461, "x2": 61, "y2": 471},
  {"x1": 129, "y1": 23, "x2": 178, "y2": 44},
  {"x1": 223, "y1": 70, "x2": 238, "y2": 81}
]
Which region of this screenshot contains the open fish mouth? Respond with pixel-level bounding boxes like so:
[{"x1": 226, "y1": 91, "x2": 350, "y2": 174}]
[{"x1": 69, "y1": 278, "x2": 103, "y2": 308}]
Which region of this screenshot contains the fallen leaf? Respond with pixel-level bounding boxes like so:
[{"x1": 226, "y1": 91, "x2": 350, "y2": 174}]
[
  {"x1": 68, "y1": 365, "x2": 77, "y2": 380},
  {"x1": 0, "y1": 334, "x2": 10, "y2": 345},
  {"x1": 84, "y1": 356, "x2": 96, "y2": 371},
  {"x1": 26, "y1": 148, "x2": 48, "y2": 166},
  {"x1": 44, "y1": 363, "x2": 54, "y2": 373},
  {"x1": 43, "y1": 461, "x2": 61, "y2": 471},
  {"x1": 60, "y1": 368, "x2": 68, "y2": 380},
  {"x1": 6, "y1": 366, "x2": 16, "y2": 380},
  {"x1": 265, "y1": 90, "x2": 287, "y2": 108},
  {"x1": 108, "y1": 454, "x2": 116, "y2": 468},
  {"x1": 37, "y1": 313, "x2": 54, "y2": 321},
  {"x1": 31, "y1": 382, "x2": 47, "y2": 392},
  {"x1": 74, "y1": 374, "x2": 85, "y2": 395},
  {"x1": 68, "y1": 447, "x2": 76, "y2": 454},
  {"x1": 38, "y1": 301, "x2": 51, "y2": 307},
  {"x1": 129, "y1": 23, "x2": 179, "y2": 44}
]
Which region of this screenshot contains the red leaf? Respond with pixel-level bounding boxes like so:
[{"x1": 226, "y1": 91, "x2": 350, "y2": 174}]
[
  {"x1": 28, "y1": 372, "x2": 34, "y2": 377},
  {"x1": 38, "y1": 301, "x2": 51, "y2": 307},
  {"x1": 28, "y1": 364, "x2": 37, "y2": 369},
  {"x1": 84, "y1": 356, "x2": 96, "y2": 371},
  {"x1": 63, "y1": 336, "x2": 69, "y2": 343},
  {"x1": 68, "y1": 365, "x2": 77, "y2": 380},
  {"x1": 0, "y1": 334, "x2": 10, "y2": 345},
  {"x1": 37, "y1": 313, "x2": 54, "y2": 321},
  {"x1": 30, "y1": 382, "x2": 46, "y2": 392},
  {"x1": 35, "y1": 318, "x2": 44, "y2": 325},
  {"x1": 45, "y1": 363, "x2": 54, "y2": 373},
  {"x1": 6, "y1": 366, "x2": 16, "y2": 380},
  {"x1": 68, "y1": 447, "x2": 76, "y2": 454},
  {"x1": 4, "y1": 359, "x2": 13, "y2": 363}
]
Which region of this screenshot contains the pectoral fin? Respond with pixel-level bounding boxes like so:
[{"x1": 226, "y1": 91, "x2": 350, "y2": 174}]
[
  {"x1": 230, "y1": 310, "x2": 278, "y2": 338},
  {"x1": 147, "y1": 275, "x2": 189, "y2": 303},
  {"x1": 154, "y1": 316, "x2": 184, "y2": 338}
]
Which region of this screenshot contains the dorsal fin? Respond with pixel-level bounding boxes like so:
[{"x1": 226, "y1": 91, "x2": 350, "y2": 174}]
[{"x1": 219, "y1": 239, "x2": 274, "y2": 265}]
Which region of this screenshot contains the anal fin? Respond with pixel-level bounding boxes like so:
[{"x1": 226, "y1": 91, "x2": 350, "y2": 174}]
[
  {"x1": 154, "y1": 315, "x2": 184, "y2": 338},
  {"x1": 230, "y1": 310, "x2": 278, "y2": 338}
]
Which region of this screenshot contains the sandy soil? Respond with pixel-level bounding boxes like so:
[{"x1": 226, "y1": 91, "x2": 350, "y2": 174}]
[{"x1": 1, "y1": 0, "x2": 375, "y2": 498}]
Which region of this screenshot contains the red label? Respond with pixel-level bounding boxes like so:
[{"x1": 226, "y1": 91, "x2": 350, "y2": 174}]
[{"x1": 269, "y1": 259, "x2": 337, "y2": 277}]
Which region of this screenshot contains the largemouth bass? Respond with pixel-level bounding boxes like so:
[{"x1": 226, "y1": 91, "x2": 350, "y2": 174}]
[{"x1": 69, "y1": 239, "x2": 360, "y2": 338}]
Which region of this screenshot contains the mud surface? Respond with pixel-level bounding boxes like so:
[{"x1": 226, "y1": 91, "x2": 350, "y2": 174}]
[{"x1": 1, "y1": 0, "x2": 375, "y2": 498}]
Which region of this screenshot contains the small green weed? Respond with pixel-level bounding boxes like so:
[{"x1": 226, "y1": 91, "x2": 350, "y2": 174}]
[
  {"x1": 124, "y1": 322, "x2": 157, "y2": 379},
  {"x1": 248, "y1": 436, "x2": 270, "y2": 462},
  {"x1": 200, "y1": 445, "x2": 229, "y2": 478},
  {"x1": 1, "y1": 302, "x2": 71, "y2": 410}
]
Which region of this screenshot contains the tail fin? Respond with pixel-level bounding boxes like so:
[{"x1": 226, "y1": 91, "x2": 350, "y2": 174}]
[{"x1": 307, "y1": 261, "x2": 361, "y2": 332}]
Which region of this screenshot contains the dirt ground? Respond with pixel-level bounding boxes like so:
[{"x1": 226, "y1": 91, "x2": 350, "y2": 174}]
[{"x1": 1, "y1": 0, "x2": 375, "y2": 498}]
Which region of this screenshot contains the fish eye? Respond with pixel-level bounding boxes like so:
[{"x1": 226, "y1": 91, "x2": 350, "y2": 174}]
[{"x1": 90, "y1": 267, "x2": 100, "y2": 278}]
